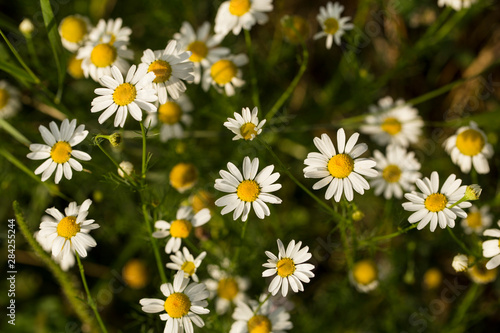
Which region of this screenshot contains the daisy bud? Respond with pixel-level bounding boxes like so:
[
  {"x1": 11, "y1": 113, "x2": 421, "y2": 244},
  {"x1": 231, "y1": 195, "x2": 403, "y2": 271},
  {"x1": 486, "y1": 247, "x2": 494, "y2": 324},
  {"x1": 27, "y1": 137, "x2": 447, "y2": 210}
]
[
  {"x1": 109, "y1": 133, "x2": 122, "y2": 147},
  {"x1": 452, "y1": 254, "x2": 468, "y2": 272},
  {"x1": 118, "y1": 161, "x2": 134, "y2": 178},
  {"x1": 352, "y1": 210, "x2": 365, "y2": 221},
  {"x1": 464, "y1": 184, "x2": 482, "y2": 201},
  {"x1": 19, "y1": 18, "x2": 34, "y2": 36}
]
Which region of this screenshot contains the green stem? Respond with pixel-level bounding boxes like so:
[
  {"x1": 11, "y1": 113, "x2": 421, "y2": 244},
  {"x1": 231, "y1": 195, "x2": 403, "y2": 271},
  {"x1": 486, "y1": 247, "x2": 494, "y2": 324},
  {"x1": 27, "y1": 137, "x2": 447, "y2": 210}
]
[
  {"x1": 0, "y1": 28, "x2": 40, "y2": 84},
  {"x1": 142, "y1": 202, "x2": 168, "y2": 284},
  {"x1": 359, "y1": 224, "x2": 417, "y2": 248},
  {"x1": 95, "y1": 139, "x2": 139, "y2": 188},
  {"x1": 244, "y1": 29, "x2": 261, "y2": 111},
  {"x1": 26, "y1": 35, "x2": 42, "y2": 71},
  {"x1": 450, "y1": 283, "x2": 481, "y2": 328},
  {"x1": 471, "y1": 168, "x2": 478, "y2": 185},
  {"x1": 447, "y1": 227, "x2": 474, "y2": 256},
  {"x1": 231, "y1": 221, "x2": 249, "y2": 271},
  {"x1": 0, "y1": 117, "x2": 31, "y2": 146},
  {"x1": 253, "y1": 293, "x2": 271, "y2": 315},
  {"x1": 140, "y1": 123, "x2": 147, "y2": 181},
  {"x1": 339, "y1": 202, "x2": 354, "y2": 269},
  {"x1": 75, "y1": 254, "x2": 108, "y2": 333}
]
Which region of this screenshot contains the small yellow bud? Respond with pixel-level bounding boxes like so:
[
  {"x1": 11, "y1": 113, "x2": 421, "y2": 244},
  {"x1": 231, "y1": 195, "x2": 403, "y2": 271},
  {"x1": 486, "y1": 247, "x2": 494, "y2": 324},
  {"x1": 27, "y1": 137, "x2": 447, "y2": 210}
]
[
  {"x1": 464, "y1": 184, "x2": 481, "y2": 201},
  {"x1": 352, "y1": 210, "x2": 365, "y2": 221}
]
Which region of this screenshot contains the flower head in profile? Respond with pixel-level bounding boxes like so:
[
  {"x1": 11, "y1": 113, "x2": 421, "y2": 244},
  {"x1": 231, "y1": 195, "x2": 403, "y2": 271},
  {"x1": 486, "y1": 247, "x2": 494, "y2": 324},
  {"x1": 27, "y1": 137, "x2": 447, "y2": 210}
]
[
  {"x1": 461, "y1": 205, "x2": 492, "y2": 235},
  {"x1": 349, "y1": 259, "x2": 379, "y2": 293},
  {"x1": 452, "y1": 254, "x2": 468, "y2": 272},
  {"x1": 27, "y1": 119, "x2": 91, "y2": 184},
  {"x1": 0, "y1": 80, "x2": 21, "y2": 119},
  {"x1": 214, "y1": 0, "x2": 274, "y2": 36},
  {"x1": 468, "y1": 260, "x2": 497, "y2": 284},
  {"x1": 140, "y1": 271, "x2": 210, "y2": 333},
  {"x1": 438, "y1": 0, "x2": 477, "y2": 11},
  {"x1": 482, "y1": 221, "x2": 500, "y2": 270},
  {"x1": 58, "y1": 15, "x2": 92, "y2": 52},
  {"x1": 87, "y1": 18, "x2": 132, "y2": 44},
  {"x1": 314, "y1": 2, "x2": 354, "y2": 49},
  {"x1": 214, "y1": 156, "x2": 282, "y2": 222},
  {"x1": 303, "y1": 128, "x2": 377, "y2": 202},
  {"x1": 224, "y1": 107, "x2": 266, "y2": 141},
  {"x1": 167, "y1": 247, "x2": 207, "y2": 282},
  {"x1": 402, "y1": 172, "x2": 471, "y2": 231},
  {"x1": 202, "y1": 54, "x2": 248, "y2": 96}
]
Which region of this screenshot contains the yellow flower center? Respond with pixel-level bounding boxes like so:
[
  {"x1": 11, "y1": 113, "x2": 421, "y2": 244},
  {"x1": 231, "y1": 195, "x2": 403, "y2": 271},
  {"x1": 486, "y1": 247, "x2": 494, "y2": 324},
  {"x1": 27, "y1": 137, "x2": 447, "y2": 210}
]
[
  {"x1": 158, "y1": 102, "x2": 182, "y2": 125},
  {"x1": 169, "y1": 163, "x2": 198, "y2": 191},
  {"x1": 57, "y1": 216, "x2": 80, "y2": 239},
  {"x1": 423, "y1": 268, "x2": 442, "y2": 289},
  {"x1": 191, "y1": 190, "x2": 214, "y2": 213},
  {"x1": 50, "y1": 141, "x2": 72, "y2": 164},
  {"x1": 90, "y1": 43, "x2": 117, "y2": 68},
  {"x1": 148, "y1": 60, "x2": 172, "y2": 83},
  {"x1": 211, "y1": 59, "x2": 237, "y2": 85},
  {"x1": 240, "y1": 122, "x2": 258, "y2": 140},
  {"x1": 187, "y1": 41, "x2": 208, "y2": 62},
  {"x1": 0, "y1": 88, "x2": 10, "y2": 109},
  {"x1": 113, "y1": 83, "x2": 137, "y2": 106},
  {"x1": 381, "y1": 117, "x2": 402, "y2": 135},
  {"x1": 424, "y1": 193, "x2": 448, "y2": 212},
  {"x1": 247, "y1": 315, "x2": 272, "y2": 333},
  {"x1": 456, "y1": 129, "x2": 485, "y2": 156},
  {"x1": 236, "y1": 180, "x2": 260, "y2": 202},
  {"x1": 181, "y1": 261, "x2": 196, "y2": 276},
  {"x1": 277, "y1": 257, "x2": 295, "y2": 278},
  {"x1": 60, "y1": 16, "x2": 87, "y2": 43},
  {"x1": 217, "y1": 277, "x2": 239, "y2": 300},
  {"x1": 229, "y1": 0, "x2": 251, "y2": 16},
  {"x1": 164, "y1": 292, "x2": 191, "y2": 318},
  {"x1": 466, "y1": 212, "x2": 482, "y2": 228},
  {"x1": 468, "y1": 263, "x2": 497, "y2": 284},
  {"x1": 327, "y1": 154, "x2": 354, "y2": 179},
  {"x1": 382, "y1": 164, "x2": 401, "y2": 183},
  {"x1": 67, "y1": 55, "x2": 84, "y2": 79},
  {"x1": 169, "y1": 219, "x2": 192, "y2": 239},
  {"x1": 323, "y1": 17, "x2": 339, "y2": 35},
  {"x1": 122, "y1": 259, "x2": 148, "y2": 289},
  {"x1": 352, "y1": 260, "x2": 377, "y2": 285}
]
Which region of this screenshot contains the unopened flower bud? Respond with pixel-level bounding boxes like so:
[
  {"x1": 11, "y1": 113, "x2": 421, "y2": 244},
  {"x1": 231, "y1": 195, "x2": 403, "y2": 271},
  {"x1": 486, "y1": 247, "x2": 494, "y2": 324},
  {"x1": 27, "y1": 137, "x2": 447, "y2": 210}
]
[
  {"x1": 19, "y1": 18, "x2": 34, "y2": 36},
  {"x1": 465, "y1": 184, "x2": 481, "y2": 201},
  {"x1": 452, "y1": 254, "x2": 468, "y2": 272},
  {"x1": 109, "y1": 133, "x2": 122, "y2": 147},
  {"x1": 118, "y1": 161, "x2": 134, "y2": 178},
  {"x1": 352, "y1": 210, "x2": 364, "y2": 221}
]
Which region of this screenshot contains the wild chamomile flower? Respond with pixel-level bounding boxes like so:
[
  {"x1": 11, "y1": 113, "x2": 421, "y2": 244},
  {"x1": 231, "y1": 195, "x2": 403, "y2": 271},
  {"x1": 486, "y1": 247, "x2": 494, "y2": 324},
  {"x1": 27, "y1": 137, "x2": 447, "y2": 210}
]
[
  {"x1": 190, "y1": 190, "x2": 216, "y2": 213},
  {"x1": 438, "y1": 0, "x2": 477, "y2": 11},
  {"x1": 461, "y1": 205, "x2": 492, "y2": 235},
  {"x1": 153, "y1": 206, "x2": 211, "y2": 254},
  {"x1": 140, "y1": 41, "x2": 194, "y2": 104},
  {"x1": 144, "y1": 94, "x2": 193, "y2": 142},
  {"x1": 482, "y1": 221, "x2": 500, "y2": 270},
  {"x1": 402, "y1": 172, "x2": 472, "y2": 231},
  {"x1": 314, "y1": 2, "x2": 354, "y2": 49},
  {"x1": 67, "y1": 54, "x2": 85, "y2": 79},
  {"x1": 87, "y1": 18, "x2": 132, "y2": 44},
  {"x1": 468, "y1": 260, "x2": 497, "y2": 284},
  {"x1": 360, "y1": 96, "x2": 424, "y2": 147},
  {"x1": 140, "y1": 271, "x2": 210, "y2": 333},
  {"x1": 91, "y1": 65, "x2": 157, "y2": 127},
  {"x1": 35, "y1": 231, "x2": 76, "y2": 271},
  {"x1": 452, "y1": 254, "x2": 468, "y2": 272},
  {"x1": 443, "y1": 121, "x2": 494, "y2": 174},
  {"x1": 118, "y1": 161, "x2": 134, "y2": 178},
  {"x1": 27, "y1": 119, "x2": 91, "y2": 184},
  {"x1": 349, "y1": 260, "x2": 379, "y2": 293},
  {"x1": 174, "y1": 21, "x2": 230, "y2": 84},
  {"x1": 214, "y1": 156, "x2": 282, "y2": 222},
  {"x1": 0, "y1": 80, "x2": 21, "y2": 119},
  {"x1": 214, "y1": 0, "x2": 274, "y2": 36},
  {"x1": 303, "y1": 128, "x2": 377, "y2": 202},
  {"x1": 371, "y1": 145, "x2": 422, "y2": 199},
  {"x1": 166, "y1": 247, "x2": 207, "y2": 282},
  {"x1": 230, "y1": 294, "x2": 293, "y2": 333},
  {"x1": 58, "y1": 15, "x2": 92, "y2": 52},
  {"x1": 169, "y1": 162, "x2": 198, "y2": 192},
  {"x1": 37, "y1": 199, "x2": 99, "y2": 259},
  {"x1": 224, "y1": 107, "x2": 266, "y2": 141},
  {"x1": 202, "y1": 53, "x2": 248, "y2": 96},
  {"x1": 263, "y1": 239, "x2": 315, "y2": 297},
  {"x1": 122, "y1": 259, "x2": 149, "y2": 289}
]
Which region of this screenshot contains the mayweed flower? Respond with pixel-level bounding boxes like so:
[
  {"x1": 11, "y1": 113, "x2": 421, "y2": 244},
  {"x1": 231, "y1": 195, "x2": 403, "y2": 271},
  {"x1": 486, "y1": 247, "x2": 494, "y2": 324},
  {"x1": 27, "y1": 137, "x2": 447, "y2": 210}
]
[
  {"x1": 0, "y1": 80, "x2": 21, "y2": 119},
  {"x1": 349, "y1": 259, "x2": 379, "y2": 293},
  {"x1": 67, "y1": 55, "x2": 85, "y2": 79},
  {"x1": 360, "y1": 96, "x2": 424, "y2": 147},
  {"x1": 214, "y1": 0, "x2": 274, "y2": 36},
  {"x1": 202, "y1": 54, "x2": 248, "y2": 96},
  {"x1": 122, "y1": 259, "x2": 149, "y2": 289},
  {"x1": 482, "y1": 221, "x2": 500, "y2": 270},
  {"x1": 35, "y1": 231, "x2": 76, "y2": 271},
  {"x1": 58, "y1": 15, "x2": 92, "y2": 52},
  {"x1": 402, "y1": 172, "x2": 471, "y2": 231},
  {"x1": 174, "y1": 21, "x2": 230, "y2": 84},
  {"x1": 423, "y1": 268, "x2": 442, "y2": 290},
  {"x1": 230, "y1": 294, "x2": 293, "y2": 333},
  {"x1": 91, "y1": 65, "x2": 157, "y2": 127},
  {"x1": 190, "y1": 189, "x2": 215, "y2": 213},
  {"x1": 153, "y1": 206, "x2": 211, "y2": 254},
  {"x1": 224, "y1": 107, "x2": 266, "y2": 141},
  {"x1": 438, "y1": 0, "x2": 477, "y2": 11},
  {"x1": 140, "y1": 271, "x2": 210, "y2": 333},
  {"x1": 314, "y1": 2, "x2": 354, "y2": 49},
  {"x1": 37, "y1": 199, "x2": 99, "y2": 259},
  {"x1": 443, "y1": 121, "x2": 494, "y2": 174},
  {"x1": 452, "y1": 254, "x2": 468, "y2": 272},
  {"x1": 169, "y1": 162, "x2": 198, "y2": 193},
  {"x1": 118, "y1": 161, "x2": 134, "y2": 178},
  {"x1": 303, "y1": 128, "x2": 377, "y2": 202},
  {"x1": 461, "y1": 205, "x2": 492, "y2": 235},
  {"x1": 87, "y1": 18, "x2": 132, "y2": 44},
  {"x1": 468, "y1": 260, "x2": 497, "y2": 284},
  {"x1": 371, "y1": 144, "x2": 422, "y2": 199},
  {"x1": 214, "y1": 156, "x2": 282, "y2": 222},
  {"x1": 166, "y1": 247, "x2": 207, "y2": 282},
  {"x1": 27, "y1": 119, "x2": 91, "y2": 184},
  {"x1": 262, "y1": 239, "x2": 315, "y2": 297},
  {"x1": 140, "y1": 41, "x2": 194, "y2": 104}
]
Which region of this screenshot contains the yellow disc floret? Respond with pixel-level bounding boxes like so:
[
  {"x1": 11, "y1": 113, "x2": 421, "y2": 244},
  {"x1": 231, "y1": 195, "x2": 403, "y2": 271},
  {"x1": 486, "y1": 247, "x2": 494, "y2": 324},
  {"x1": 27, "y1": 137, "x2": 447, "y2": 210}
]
[
  {"x1": 51, "y1": 141, "x2": 72, "y2": 164},
  {"x1": 323, "y1": 17, "x2": 339, "y2": 35},
  {"x1": 466, "y1": 212, "x2": 482, "y2": 228},
  {"x1": 456, "y1": 129, "x2": 485, "y2": 156},
  {"x1": 211, "y1": 60, "x2": 237, "y2": 85},
  {"x1": 217, "y1": 277, "x2": 239, "y2": 300},
  {"x1": 113, "y1": 83, "x2": 137, "y2": 106},
  {"x1": 148, "y1": 60, "x2": 172, "y2": 83},
  {"x1": 240, "y1": 123, "x2": 257, "y2": 140},
  {"x1": 90, "y1": 43, "x2": 117, "y2": 68},
  {"x1": 191, "y1": 190, "x2": 214, "y2": 213},
  {"x1": 158, "y1": 102, "x2": 182, "y2": 124},
  {"x1": 381, "y1": 117, "x2": 402, "y2": 135},
  {"x1": 67, "y1": 55, "x2": 84, "y2": 79},
  {"x1": 0, "y1": 88, "x2": 10, "y2": 109},
  {"x1": 181, "y1": 261, "x2": 196, "y2": 276},
  {"x1": 237, "y1": 180, "x2": 260, "y2": 202},
  {"x1": 187, "y1": 41, "x2": 208, "y2": 62},
  {"x1": 60, "y1": 16, "x2": 87, "y2": 43},
  {"x1": 57, "y1": 216, "x2": 80, "y2": 239},
  {"x1": 247, "y1": 315, "x2": 272, "y2": 333},
  {"x1": 164, "y1": 292, "x2": 191, "y2": 318},
  {"x1": 122, "y1": 259, "x2": 149, "y2": 289},
  {"x1": 229, "y1": 0, "x2": 251, "y2": 16},
  {"x1": 277, "y1": 258, "x2": 295, "y2": 278},
  {"x1": 424, "y1": 193, "x2": 448, "y2": 212},
  {"x1": 352, "y1": 260, "x2": 377, "y2": 285},
  {"x1": 382, "y1": 164, "x2": 402, "y2": 183},
  {"x1": 328, "y1": 154, "x2": 354, "y2": 179},
  {"x1": 169, "y1": 163, "x2": 198, "y2": 191},
  {"x1": 170, "y1": 219, "x2": 192, "y2": 238}
]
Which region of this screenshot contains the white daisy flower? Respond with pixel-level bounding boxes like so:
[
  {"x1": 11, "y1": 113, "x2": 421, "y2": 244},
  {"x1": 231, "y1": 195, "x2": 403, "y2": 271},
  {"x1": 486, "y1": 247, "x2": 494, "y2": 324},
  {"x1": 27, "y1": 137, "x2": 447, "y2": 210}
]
[
  {"x1": 402, "y1": 172, "x2": 472, "y2": 232},
  {"x1": 153, "y1": 206, "x2": 211, "y2": 254},
  {"x1": 263, "y1": 239, "x2": 315, "y2": 297},
  {"x1": 303, "y1": 128, "x2": 377, "y2": 202},
  {"x1": 140, "y1": 41, "x2": 194, "y2": 105},
  {"x1": 443, "y1": 121, "x2": 494, "y2": 174},
  {"x1": 202, "y1": 53, "x2": 248, "y2": 96},
  {"x1": 144, "y1": 94, "x2": 193, "y2": 142},
  {"x1": 214, "y1": 156, "x2": 282, "y2": 222},
  {"x1": 313, "y1": 1, "x2": 354, "y2": 49},
  {"x1": 0, "y1": 80, "x2": 21, "y2": 119},
  {"x1": 35, "y1": 231, "x2": 76, "y2": 271},
  {"x1": 91, "y1": 65, "x2": 157, "y2": 127},
  {"x1": 174, "y1": 21, "x2": 230, "y2": 84},
  {"x1": 482, "y1": 221, "x2": 500, "y2": 270},
  {"x1": 87, "y1": 18, "x2": 132, "y2": 44},
  {"x1": 438, "y1": 0, "x2": 477, "y2": 11},
  {"x1": 371, "y1": 144, "x2": 422, "y2": 199},
  {"x1": 360, "y1": 96, "x2": 424, "y2": 147},
  {"x1": 348, "y1": 259, "x2": 379, "y2": 293},
  {"x1": 58, "y1": 15, "x2": 92, "y2": 52},
  {"x1": 461, "y1": 205, "x2": 493, "y2": 235},
  {"x1": 166, "y1": 247, "x2": 207, "y2": 282},
  {"x1": 140, "y1": 271, "x2": 210, "y2": 333},
  {"x1": 37, "y1": 199, "x2": 99, "y2": 259},
  {"x1": 27, "y1": 119, "x2": 91, "y2": 184},
  {"x1": 452, "y1": 254, "x2": 468, "y2": 272},
  {"x1": 224, "y1": 106, "x2": 266, "y2": 141},
  {"x1": 214, "y1": 0, "x2": 274, "y2": 36},
  {"x1": 468, "y1": 260, "x2": 497, "y2": 284},
  {"x1": 230, "y1": 294, "x2": 293, "y2": 333}
]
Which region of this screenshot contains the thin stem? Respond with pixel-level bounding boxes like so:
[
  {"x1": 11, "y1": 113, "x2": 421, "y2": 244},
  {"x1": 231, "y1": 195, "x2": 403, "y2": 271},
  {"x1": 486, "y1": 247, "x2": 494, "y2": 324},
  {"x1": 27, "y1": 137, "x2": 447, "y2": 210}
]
[
  {"x1": 76, "y1": 254, "x2": 108, "y2": 333},
  {"x1": 253, "y1": 293, "x2": 271, "y2": 315},
  {"x1": 140, "y1": 123, "x2": 147, "y2": 181},
  {"x1": 359, "y1": 224, "x2": 417, "y2": 248},
  {"x1": 95, "y1": 139, "x2": 139, "y2": 188},
  {"x1": 0, "y1": 28, "x2": 40, "y2": 84},
  {"x1": 471, "y1": 168, "x2": 478, "y2": 185},
  {"x1": 339, "y1": 201, "x2": 353, "y2": 269},
  {"x1": 231, "y1": 221, "x2": 249, "y2": 270},
  {"x1": 447, "y1": 227, "x2": 474, "y2": 256},
  {"x1": 26, "y1": 35, "x2": 42, "y2": 71},
  {"x1": 244, "y1": 29, "x2": 261, "y2": 111}
]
